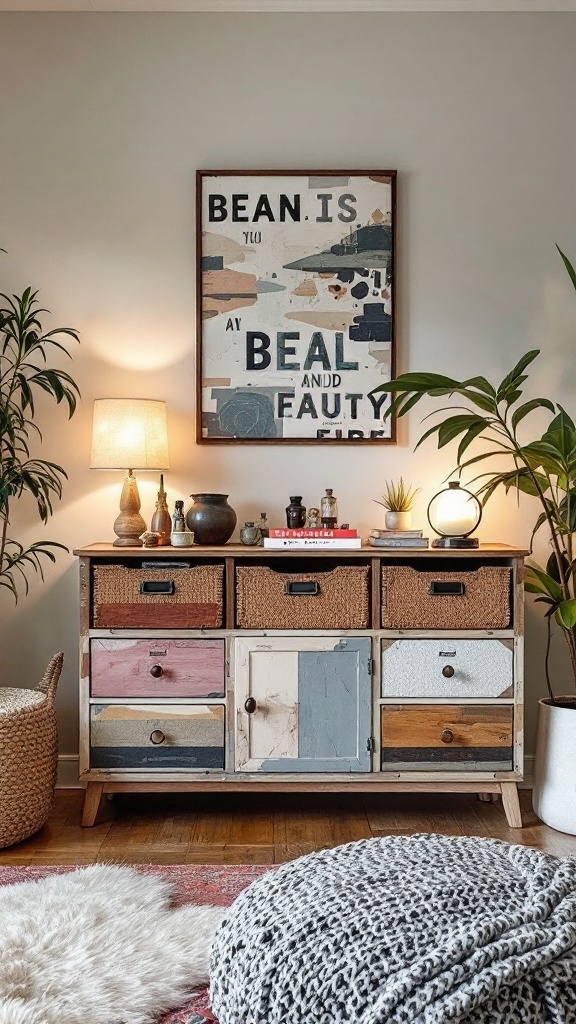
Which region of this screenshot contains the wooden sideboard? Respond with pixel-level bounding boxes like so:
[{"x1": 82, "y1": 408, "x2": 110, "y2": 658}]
[{"x1": 75, "y1": 543, "x2": 526, "y2": 828}]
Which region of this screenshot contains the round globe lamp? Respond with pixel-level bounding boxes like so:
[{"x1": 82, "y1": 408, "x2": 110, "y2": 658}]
[{"x1": 427, "y1": 482, "x2": 481, "y2": 549}]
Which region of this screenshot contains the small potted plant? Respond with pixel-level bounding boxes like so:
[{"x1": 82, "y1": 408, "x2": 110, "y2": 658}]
[{"x1": 375, "y1": 478, "x2": 421, "y2": 531}]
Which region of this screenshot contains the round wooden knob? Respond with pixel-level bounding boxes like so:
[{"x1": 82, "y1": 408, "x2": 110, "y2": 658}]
[
  {"x1": 442, "y1": 665, "x2": 455, "y2": 678},
  {"x1": 150, "y1": 664, "x2": 164, "y2": 678},
  {"x1": 440, "y1": 729, "x2": 454, "y2": 744},
  {"x1": 244, "y1": 697, "x2": 257, "y2": 714},
  {"x1": 149, "y1": 729, "x2": 166, "y2": 745}
]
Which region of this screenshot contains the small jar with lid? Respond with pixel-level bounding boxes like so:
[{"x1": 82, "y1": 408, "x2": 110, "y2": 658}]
[
  {"x1": 320, "y1": 489, "x2": 338, "y2": 528},
  {"x1": 240, "y1": 522, "x2": 261, "y2": 545}
]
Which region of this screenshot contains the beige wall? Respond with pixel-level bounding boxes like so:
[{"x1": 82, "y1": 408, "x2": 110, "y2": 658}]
[{"x1": 1, "y1": 11, "x2": 575, "y2": 763}]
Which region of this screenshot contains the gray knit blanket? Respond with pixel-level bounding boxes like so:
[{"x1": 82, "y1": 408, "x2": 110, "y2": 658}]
[{"x1": 209, "y1": 834, "x2": 576, "y2": 1023}]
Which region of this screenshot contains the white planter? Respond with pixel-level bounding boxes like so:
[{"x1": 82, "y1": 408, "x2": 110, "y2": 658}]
[
  {"x1": 385, "y1": 510, "x2": 412, "y2": 531},
  {"x1": 533, "y1": 696, "x2": 576, "y2": 835}
]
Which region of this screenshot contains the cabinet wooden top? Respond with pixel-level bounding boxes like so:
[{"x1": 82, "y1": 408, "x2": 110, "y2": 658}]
[{"x1": 74, "y1": 542, "x2": 529, "y2": 558}]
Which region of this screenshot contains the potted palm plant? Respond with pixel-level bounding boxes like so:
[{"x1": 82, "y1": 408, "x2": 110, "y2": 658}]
[
  {"x1": 372, "y1": 246, "x2": 576, "y2": 834},
  {"x1": 1, "y1": 285, "x2": 80, "y2": 599},
  {"x1": 0, "y1": 273, "x2": 80, "y2": 845}
]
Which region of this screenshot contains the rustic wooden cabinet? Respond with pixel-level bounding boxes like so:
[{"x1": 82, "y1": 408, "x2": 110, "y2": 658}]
[{"x1": 75, "y1": 543, "x2": 526, "y2": 828}]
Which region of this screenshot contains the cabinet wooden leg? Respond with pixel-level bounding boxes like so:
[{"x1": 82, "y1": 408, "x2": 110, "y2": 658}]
[
  {"x1": 500, "y1": 782, "x2": 523, "y2": 828},
  {"x1": 82, "y1": 782, "x2": 105, "y2": 827},
  {"x1": 477, "y1": 792, "x2": 495, "y2": 803}
]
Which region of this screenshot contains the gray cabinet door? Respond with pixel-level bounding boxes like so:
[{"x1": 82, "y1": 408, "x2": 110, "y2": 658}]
[{"x1": 235, "y1": 637, "x2": 371, "y2": 772}]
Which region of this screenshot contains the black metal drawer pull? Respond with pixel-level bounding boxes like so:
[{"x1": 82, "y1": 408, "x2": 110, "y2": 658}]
[
  {"x1": 139, "y1": 580, "x2": 175, "y2": 595},
  {"x1": 428, "y1": 581, "x2": 465, "y2": 596},
  {"x1": 285, "y1": 581, "x2": 319, "y2": 596}
]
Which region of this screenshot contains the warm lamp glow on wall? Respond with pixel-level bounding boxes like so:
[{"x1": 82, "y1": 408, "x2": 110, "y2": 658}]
[
  {"x1": 427, "y1": 481, "x2": 482, "y2": 549},
  {"x1": 90, "y1": 399, "x2": 169, "y2": 547}
]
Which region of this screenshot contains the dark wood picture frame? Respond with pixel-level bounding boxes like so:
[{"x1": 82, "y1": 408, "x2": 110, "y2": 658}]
[{"x1": 196, "y1": 169, "x2": 397, "y2": 444}]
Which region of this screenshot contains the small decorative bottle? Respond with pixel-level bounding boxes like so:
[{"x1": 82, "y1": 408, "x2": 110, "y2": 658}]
[
  {"x1": 150, "y1": 474, "x2": 172, "y2": 546},
  {"x1": 321, "y1": 488, "x2": 338, "y2": 529},
  {"x1": 257, "y1": 512, "x2": 269, "y2": 542},
  {"x1": 172, "y1": 500, "x2": 185, "y2": 533},
  {"x1": 286, "y1": 496, "x2": 306, "y2": 529}
]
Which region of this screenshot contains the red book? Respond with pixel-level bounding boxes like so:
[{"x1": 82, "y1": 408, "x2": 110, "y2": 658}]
[{"x1": 269, "y1": 528, "x2": 358, "y2": 538}]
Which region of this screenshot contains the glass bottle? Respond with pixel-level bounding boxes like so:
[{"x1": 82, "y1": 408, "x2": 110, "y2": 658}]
[
  {"x1": 320, "y1": 488, "x2": 338, "y2": 528},
  {"x1": 172, "y1": 500, "x2": 185, "y2": 533},
  {"x1": 257, "y1": 512, "x2": 269, "y2": 541}
]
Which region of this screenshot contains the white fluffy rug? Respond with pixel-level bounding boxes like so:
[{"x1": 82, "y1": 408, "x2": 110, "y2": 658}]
[{"x1": 0, "y1": 864, "x2": 224, "y2": 1024}]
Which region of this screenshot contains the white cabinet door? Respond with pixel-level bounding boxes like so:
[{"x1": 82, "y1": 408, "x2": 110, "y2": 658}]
[{"x1": 234, "y1": 636, "x2": 371, "y2": 773}]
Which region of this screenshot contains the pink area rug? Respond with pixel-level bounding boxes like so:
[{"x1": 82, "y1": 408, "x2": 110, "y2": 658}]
[{"x1": 0, "y1": 863, "x2": 272, "y2": 1024}]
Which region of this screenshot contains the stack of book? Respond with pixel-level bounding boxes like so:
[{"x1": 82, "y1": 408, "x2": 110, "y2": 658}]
[
  {"x1": 368, "y1": 529, "x2": 429, "y2": 549},
  {"x1": 264, "y1": 528, "x2": 362, "y2": 549}
]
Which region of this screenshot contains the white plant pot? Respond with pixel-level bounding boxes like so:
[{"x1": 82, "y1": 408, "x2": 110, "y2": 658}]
[
  {"x1": 385, "y1": 510, "x2": 412, "y2": 531},
  {"x1": 532, "y1": 696, "x2": 576, "y2": 835}
]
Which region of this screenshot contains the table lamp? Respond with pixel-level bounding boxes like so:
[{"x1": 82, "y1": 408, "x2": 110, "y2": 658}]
[
  {"x1": 90, "y1": 398, "x2": 170, "y2": 547},
  {"x1": 427, "y1": 481, "x2": 482, "y2": 549}
]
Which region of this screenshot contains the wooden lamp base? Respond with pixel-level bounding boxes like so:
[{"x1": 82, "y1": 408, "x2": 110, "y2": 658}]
[{"x1": 113, "y1": 470, "x2": 146, "y2": 547}]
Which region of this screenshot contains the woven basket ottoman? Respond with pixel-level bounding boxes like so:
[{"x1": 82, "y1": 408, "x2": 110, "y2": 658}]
[{"x1": 0, "y1": 652, "x2": 63, "y2": 848}]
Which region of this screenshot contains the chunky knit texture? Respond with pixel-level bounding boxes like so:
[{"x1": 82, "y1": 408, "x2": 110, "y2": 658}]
[{"x1": 210, "y1": 834, "x2": 576, "y2": 1023}]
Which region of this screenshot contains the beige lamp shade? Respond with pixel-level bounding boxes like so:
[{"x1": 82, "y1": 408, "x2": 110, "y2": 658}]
[{"x1": 90, "y1": 399, "x2": 169, "y2": 471}]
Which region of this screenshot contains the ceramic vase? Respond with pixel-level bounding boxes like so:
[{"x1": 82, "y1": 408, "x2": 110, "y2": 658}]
[
  {"x1": 286, "y1": 496, "x2": 306, "y2": 529},
  {"x1": 186, "y1": 493, "x2": 237, "y2": 545},
  {"x1": 533, "y1": 696, "x2": 576, "y2": 835},
  {"x1": 385, "y1": 510, "x2": 412, "y2": 531},
  {"x1": 240, "y1": 522, "x2": 260, "y2": 545}
]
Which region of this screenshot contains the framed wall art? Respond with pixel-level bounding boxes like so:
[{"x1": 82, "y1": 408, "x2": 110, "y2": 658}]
[{"x1": 196, "y1": 169, "x2": 396, "y2": 444}]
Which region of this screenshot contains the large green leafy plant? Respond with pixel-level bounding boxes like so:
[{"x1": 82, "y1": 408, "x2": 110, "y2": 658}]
[
  {"x1": 0, "y1": 282, "x2": 80, "y2": 600},
  {"x1": 373, "y1": 247, "x2": 576, "y2": 703}
]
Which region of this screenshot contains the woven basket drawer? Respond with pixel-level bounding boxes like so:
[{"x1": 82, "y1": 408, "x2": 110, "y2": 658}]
[
  {"x1": 90, "y1": 638, "x2": 225, "y2": 698},
  {"x1": 90, "y1": 703, "x2": 225, "y2": 769},
  {"x1": 381, "y1": 639, "x2": 514, "y2": 699},
  {"x1": 380, "y1": 704, "x2": 513, "y2": 771},
  {"x1": 236, "y1": 565, "x2": 370, "y2": 629},
  {"x1": 93, "y1": 564, "x2": 224, "y2": 628},
  {"x1": 381, "y1": 565, "x2": 511, "y2": 629}
]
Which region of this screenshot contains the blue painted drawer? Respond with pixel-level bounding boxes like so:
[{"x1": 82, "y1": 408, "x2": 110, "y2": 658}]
[{"x1": 90, "y1": 703, "x2": 225, "y2": 769}]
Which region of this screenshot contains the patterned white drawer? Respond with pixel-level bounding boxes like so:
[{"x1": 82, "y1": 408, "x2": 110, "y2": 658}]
[{"x1": 381, "y1": 639, "x2": 513, "y2": 699}]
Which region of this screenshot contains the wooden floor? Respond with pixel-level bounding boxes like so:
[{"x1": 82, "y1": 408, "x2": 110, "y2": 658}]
[{"x1": 1, "y1": 789, "x2": 576, "y2": 865}]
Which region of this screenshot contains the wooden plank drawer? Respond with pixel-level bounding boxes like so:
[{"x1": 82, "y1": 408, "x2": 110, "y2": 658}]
[
  {"x1": 90, "y1": 703, "x2": 225, "y2": 769},
  {"x1": 381, "y1": 639, "x2": 513, "y2": 699},
  {"x1": 380, "y1": 704, "x2": 513, "y2": 771},
  {"x1": 90, "y1": 639, "x2": 225, "y2": 698}
]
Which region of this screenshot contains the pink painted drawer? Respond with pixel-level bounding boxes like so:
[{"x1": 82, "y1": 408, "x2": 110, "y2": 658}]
[{"x1": 90, "y1": 639, "x2": 225, "y2": 698}]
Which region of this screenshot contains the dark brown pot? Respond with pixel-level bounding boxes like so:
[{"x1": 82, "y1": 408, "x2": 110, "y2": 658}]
[{"x1": 186, "y1": 493, "x2": 237, "y2": 545}]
